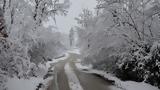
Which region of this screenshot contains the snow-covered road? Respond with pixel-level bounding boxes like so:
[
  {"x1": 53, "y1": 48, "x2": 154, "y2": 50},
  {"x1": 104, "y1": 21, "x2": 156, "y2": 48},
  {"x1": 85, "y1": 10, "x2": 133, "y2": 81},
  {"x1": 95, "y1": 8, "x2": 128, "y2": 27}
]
[
  {"x1": 64, "y1": 63, "x2": 84, "y2": 90},
  {"x1": 46, "y1": 52, "x2": 112, "y2": 90}
]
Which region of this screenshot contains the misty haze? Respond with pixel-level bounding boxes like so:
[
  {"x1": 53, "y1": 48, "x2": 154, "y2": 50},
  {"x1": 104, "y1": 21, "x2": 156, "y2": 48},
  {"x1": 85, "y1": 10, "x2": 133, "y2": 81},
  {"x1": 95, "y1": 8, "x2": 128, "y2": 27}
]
[{"x1": 0, "y1": 0, "x2": 160, "y2": 90}]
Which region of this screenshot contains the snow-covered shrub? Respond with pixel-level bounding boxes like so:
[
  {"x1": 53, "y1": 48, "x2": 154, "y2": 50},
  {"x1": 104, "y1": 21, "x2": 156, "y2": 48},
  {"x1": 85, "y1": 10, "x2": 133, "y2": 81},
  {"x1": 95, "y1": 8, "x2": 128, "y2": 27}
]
[
  {"x1": 29, "y1": 31, "x2": 67, "y2": 66},
  {"x1": 116, "y1": 41, "x2": 160, "y2": 88},
  {"x1": 145, "y1": 42, "x2": 160, "y2": 88}
]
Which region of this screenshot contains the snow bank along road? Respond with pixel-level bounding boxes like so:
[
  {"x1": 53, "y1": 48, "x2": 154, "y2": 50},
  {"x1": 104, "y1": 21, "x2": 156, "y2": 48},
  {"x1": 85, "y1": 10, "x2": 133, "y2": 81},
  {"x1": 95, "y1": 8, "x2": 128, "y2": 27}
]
[{"x1": 46, "y1": 53, "x2": 113, "y2": 90}]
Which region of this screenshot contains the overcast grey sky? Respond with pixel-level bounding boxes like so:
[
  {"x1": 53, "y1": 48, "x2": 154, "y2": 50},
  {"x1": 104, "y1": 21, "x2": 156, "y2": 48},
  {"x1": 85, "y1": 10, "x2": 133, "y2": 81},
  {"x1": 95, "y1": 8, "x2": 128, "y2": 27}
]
[{"x1": 55, "y1": 0, "x2": 97, "y2": 34}]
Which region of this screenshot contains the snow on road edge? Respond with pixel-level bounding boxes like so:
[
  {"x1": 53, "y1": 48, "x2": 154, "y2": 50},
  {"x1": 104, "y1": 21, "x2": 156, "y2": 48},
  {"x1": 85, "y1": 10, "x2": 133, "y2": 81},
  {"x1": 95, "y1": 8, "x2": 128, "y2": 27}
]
[
  {"x1": 75, "y1": 62, "x2": 160, "y2": 90},
  {"x1": 6, "y1": 53, "x2": 69, "y2": 90},
  {"x1": 46, "y1": 53, "x2": 69, "y2": 69},
  {"x1": 64, "y1": 63, "x2": 84, "y2": 90},
  {"x1": 75, "y1": 61, "x2": 92, "y2": 70},
  {"x1": 68, "y1": 49, "x2": 80, "y2": 54}
]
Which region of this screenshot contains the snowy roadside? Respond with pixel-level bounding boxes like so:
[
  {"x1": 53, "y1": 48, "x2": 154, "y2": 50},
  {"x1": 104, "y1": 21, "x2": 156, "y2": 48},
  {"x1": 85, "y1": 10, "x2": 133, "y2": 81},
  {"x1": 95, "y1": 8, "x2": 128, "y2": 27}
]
[
  {"x1": 6, "y1": 71, "x2": 53, "y2": 90},
  {"x1": 64, "y1": 63, "x2": 84, "y2": 90},
  {"x1": 67, "y1": 48, "x2": 81, "y2": 54},
  {"x1": 6, "y1": 53, "x2": 69, "y2": 90},
  {"x1": 46, "y1": 53, "x2": 69, "y2": 69},
  {"x1": 75, "y1": 61, "x2": 160, "y2": 90}
]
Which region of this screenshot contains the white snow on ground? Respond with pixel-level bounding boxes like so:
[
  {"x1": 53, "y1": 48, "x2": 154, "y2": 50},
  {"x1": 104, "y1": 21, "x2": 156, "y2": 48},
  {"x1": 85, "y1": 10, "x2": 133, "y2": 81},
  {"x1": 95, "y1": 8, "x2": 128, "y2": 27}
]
[
  {"x1": 75, "y1": 62, "x2": 160, "y2": 90},
  {"x1": 117, "y1": 81, "x2": 160, "y2": 90},
  {"x1": 68, "y1": 48, "x2": 80, "y2": 54},
  {"x1": 75, "y1": 61, "x2": 92, "y2": 70},
  {"x1": 6, "y1": 53, "x2": 69, "y2": 90},
  {"x1": 6, "y1": 77, "x2": 43, "y2": 90},
  {"x1": 6, "y1": 76, "x2": 53, "y2": 90},
  {"x1": 46, "y1": 53, "x2": 69, "y2": 69},
  {"x1": 64, "y1": 63, "x2": 84, "y2": 90}
]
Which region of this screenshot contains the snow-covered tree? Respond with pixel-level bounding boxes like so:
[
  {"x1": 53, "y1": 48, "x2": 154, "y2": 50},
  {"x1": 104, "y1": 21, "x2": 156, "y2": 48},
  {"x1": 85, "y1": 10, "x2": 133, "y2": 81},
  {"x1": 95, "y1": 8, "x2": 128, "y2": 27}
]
[
  {"x1": 69, "y1": 28, "x2": 74, "y2": 47},
  {"x1": 76, "y1": 0, "x2": 160, "y2": 88},
  {"x1": 0, "y1": 0, "x2": 70, "y2": 89}
]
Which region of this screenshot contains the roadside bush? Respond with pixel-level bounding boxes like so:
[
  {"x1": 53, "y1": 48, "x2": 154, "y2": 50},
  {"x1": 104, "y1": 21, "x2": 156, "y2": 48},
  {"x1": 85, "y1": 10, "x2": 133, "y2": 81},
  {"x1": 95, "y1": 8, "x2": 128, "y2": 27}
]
[{"x1": 116, "y1": 41, "x2": 160, "y2": 88}]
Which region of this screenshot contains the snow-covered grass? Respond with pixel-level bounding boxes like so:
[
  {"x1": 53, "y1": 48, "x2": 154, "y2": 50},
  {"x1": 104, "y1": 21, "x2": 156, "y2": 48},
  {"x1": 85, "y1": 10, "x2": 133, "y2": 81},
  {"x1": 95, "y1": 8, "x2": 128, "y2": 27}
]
[
  {"x1": 5, "y1": 63, "x2": 53, "y2": 90},
  {"x1": 5, "y1": 53, "x2": 69, "y2": 90},
  {"x1": 6, "y1": 77, "x2": 43, "y2": 90},
  {"x1": 64, "y1": 63, "x2": 84, "y2": 90},
  {"x1": 6, "y1": 76, "x2": 53, "y2": 90},
  {"x1": 5, "y1": 64, "x2": 53, "y2": 90},
  {"x1": 75, "y1": 62, "x2": 160, "y2": 90}
]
